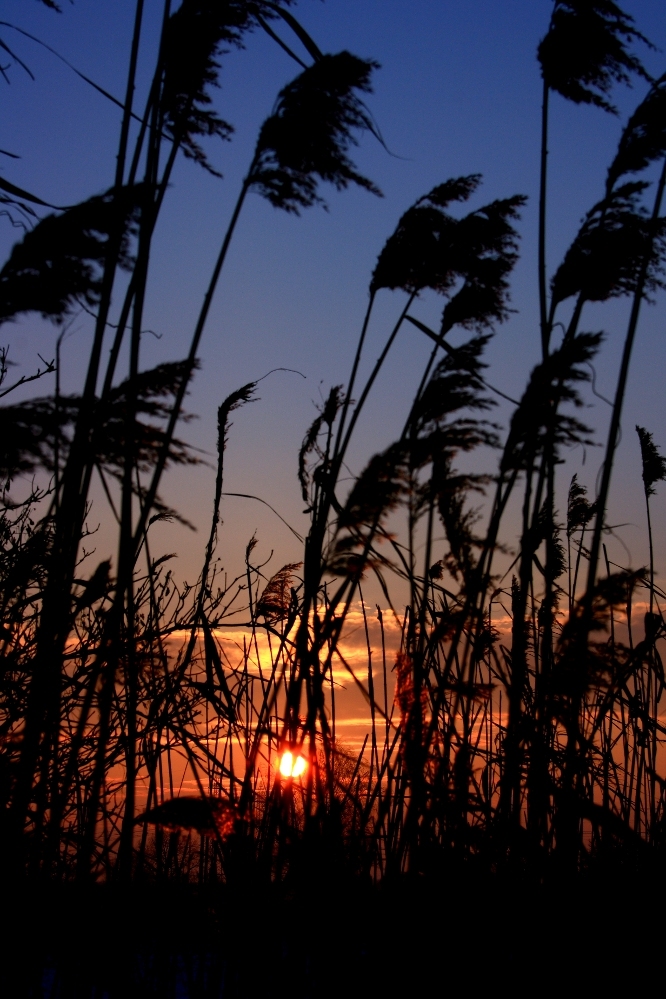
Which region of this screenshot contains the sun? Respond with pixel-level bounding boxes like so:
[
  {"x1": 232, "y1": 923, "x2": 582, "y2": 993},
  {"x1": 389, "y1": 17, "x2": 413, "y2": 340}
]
[{"x1": 279, "y1": 750, "x2": 307, "y2": 778}]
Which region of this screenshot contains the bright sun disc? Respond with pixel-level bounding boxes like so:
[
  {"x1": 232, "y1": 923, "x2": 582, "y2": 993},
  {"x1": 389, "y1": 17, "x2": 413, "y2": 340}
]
[
  {"x1": 279, "y1": 751, "x2": 294, "y2": 777},
  {"x1": 279, "y1": 751, "x2": 307, "y2": 778}
]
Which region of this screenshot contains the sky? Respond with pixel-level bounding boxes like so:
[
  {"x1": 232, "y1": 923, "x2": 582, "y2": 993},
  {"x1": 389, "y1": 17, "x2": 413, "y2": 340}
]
[{"x1": 1, "y1": 0, "x2": 666, "y2": 598}]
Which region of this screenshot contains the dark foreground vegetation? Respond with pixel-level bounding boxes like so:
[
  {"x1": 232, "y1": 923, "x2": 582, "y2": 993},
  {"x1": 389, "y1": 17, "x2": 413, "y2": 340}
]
[
  {"x1": 2, "y1": 1, "x2": 666, "y2": 993},
  {"x1": 2, "y1": 872, "x2": 664, "y2": 997}
]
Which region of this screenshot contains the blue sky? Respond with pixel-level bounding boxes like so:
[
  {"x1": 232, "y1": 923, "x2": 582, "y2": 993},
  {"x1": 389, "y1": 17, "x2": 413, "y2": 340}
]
[{"x1": 1, "y1": 0, "x2": 665, "y2": 589}]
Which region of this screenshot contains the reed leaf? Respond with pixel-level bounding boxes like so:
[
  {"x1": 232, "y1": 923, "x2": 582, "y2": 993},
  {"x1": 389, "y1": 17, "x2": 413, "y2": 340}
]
[{"x1": 136, "y1": 795, "x2": 237, "y2": 838}]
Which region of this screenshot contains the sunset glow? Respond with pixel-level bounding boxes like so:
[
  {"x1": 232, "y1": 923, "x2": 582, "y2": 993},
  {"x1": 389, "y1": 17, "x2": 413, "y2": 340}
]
[{"x1": 279, "y1": 751, "x2": 307, "y2": 778}]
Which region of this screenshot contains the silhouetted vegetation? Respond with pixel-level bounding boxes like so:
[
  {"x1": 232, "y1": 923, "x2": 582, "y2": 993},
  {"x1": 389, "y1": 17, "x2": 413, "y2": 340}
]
[{"x1": 1, "y1": 1, "x2": 666, "y2": 994}]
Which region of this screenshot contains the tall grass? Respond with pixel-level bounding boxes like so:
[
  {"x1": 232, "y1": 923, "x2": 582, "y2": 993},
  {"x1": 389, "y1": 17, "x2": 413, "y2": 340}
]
[{"x1": 1, "y1": 0, "x2": 666, "y2": 912}]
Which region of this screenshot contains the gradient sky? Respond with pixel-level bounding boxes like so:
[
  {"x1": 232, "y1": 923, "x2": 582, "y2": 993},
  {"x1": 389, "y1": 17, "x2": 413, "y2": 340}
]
[{"x1": 1, "y1": 0, "x2": 666, "y2": 593}]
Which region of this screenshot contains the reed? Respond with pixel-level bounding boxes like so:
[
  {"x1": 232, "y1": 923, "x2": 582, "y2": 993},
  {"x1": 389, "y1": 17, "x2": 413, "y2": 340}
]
[{"x1": 1, "y1": 1, "x2": 666, "y2": 991}]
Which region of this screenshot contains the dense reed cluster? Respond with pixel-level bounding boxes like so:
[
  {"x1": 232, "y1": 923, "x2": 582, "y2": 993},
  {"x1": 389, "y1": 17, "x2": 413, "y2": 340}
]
[{"x1": 1, "y1": 0, "x2": 666, "y2": 909}]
